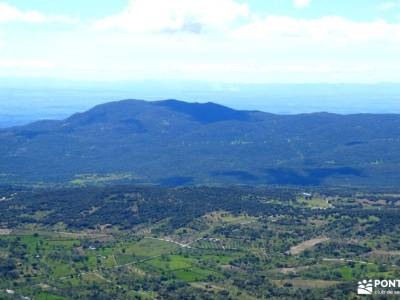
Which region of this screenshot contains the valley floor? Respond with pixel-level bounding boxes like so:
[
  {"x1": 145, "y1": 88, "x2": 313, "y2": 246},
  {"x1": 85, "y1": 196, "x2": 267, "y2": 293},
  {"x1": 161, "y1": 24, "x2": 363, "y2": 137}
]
[{"x1": 0, "y1": 186, "x2": 399, "y2": 299}]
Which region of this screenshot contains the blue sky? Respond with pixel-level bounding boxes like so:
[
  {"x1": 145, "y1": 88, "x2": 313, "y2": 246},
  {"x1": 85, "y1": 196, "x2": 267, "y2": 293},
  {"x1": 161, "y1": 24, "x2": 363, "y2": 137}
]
[
  {"x1": 1, "y1": 0, "x2": 400, "y2": 83},
  {"x1": 5, "y1": 0, "x2": 399, "y2": 21}
]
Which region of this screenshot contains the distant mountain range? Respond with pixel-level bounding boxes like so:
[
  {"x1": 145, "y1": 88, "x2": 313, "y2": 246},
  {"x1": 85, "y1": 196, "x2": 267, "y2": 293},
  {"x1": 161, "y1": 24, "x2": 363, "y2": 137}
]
[
  {"x1": 1, "y1": 99, "x2": 399, "y2": 186},
  {"x1": 2, "y1": 82, "x2": 400, "y2": 129}
]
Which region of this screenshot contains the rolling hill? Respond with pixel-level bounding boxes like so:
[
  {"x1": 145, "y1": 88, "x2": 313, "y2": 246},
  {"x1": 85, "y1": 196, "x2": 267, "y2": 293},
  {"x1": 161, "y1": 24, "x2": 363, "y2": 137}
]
[{"x1": 0, "y1": 99, "x2": 399, "y2": 186}]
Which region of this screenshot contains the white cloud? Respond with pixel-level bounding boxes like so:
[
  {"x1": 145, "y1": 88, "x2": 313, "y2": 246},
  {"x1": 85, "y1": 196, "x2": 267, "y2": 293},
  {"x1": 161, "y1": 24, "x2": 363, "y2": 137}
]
[
  {"x1": 294, "y1": 0, "x2": 311, "y2": 8},
  {"x1": 0, "y1": 59, "x2": 56, "y2": 69},
  {"x1": 0, "y1": 3, "x2": 79, "y2": 24},
  {"x1": 379, "y1": 2, "x2": 399, "y2": 11},
  {"x1": 234, "y1": 16, "x2": 400, "y2": 44},
  {"x1": 2, "y1": 1, "x2": 400, "y2": 83},
  {"x1": 92, "y1": 0, "x2": 249, "y2": 33}
]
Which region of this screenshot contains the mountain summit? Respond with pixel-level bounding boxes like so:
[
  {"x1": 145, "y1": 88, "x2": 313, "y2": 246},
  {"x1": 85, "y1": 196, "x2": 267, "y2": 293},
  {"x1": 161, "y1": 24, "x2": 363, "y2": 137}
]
[{"x1": 1, "y1": 99, "x2": 399, "y2": 186}]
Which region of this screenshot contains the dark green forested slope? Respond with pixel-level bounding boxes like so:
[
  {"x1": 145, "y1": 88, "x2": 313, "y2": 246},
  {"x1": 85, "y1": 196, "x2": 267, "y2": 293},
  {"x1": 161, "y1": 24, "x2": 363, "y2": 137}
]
[{"x1": 0, "y1": 99, "x2": 399, "y2": 186}]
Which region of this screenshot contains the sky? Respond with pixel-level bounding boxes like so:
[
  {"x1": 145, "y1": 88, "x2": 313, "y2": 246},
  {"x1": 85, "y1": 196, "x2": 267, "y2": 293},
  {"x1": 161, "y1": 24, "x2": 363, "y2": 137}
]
[{"x1": 1, "y1": 0, "x2": 400, "y2": 83}]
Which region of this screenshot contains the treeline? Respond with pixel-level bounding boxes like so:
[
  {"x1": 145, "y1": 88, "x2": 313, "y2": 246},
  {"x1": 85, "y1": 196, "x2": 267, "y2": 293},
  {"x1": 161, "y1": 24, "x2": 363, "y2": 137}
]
[
  {"x1": 1, "y1": 185, "x2": 399, "y2": 235},
  {"x1": 0, "y1": 186, "x2": 298, "y2": 230}
]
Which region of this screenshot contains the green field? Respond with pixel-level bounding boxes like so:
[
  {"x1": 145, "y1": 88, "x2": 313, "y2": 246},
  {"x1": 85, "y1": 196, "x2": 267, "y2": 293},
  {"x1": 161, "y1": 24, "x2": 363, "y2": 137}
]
[{"x1": 1, "y1": 185, "x2": 400, "y2": 299}]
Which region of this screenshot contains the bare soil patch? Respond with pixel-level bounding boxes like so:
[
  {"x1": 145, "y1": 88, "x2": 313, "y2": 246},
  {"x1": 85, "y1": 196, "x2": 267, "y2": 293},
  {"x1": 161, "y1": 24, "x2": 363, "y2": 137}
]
[{"x1": 290, "y1": 237, "x2": 330, "y2": 255}]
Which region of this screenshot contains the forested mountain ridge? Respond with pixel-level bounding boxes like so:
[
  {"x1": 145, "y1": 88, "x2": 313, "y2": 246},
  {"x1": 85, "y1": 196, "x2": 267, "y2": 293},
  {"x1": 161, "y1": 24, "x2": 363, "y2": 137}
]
[{"x1": 0, "y1": 99, "x2": 399, "y2": 186}]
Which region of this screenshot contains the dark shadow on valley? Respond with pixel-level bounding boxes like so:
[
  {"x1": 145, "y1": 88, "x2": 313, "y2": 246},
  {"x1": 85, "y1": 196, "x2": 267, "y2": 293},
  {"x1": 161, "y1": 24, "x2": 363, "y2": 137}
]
[
  {"x1": 265, "y1": 167, "x2": 363, "y2": 186},
  {"x1": 210, "y1": 171, "x2": 259, "y2": 182},
  {"x1": 159, "y1": 176, "x2": 194, "y2": 187}
]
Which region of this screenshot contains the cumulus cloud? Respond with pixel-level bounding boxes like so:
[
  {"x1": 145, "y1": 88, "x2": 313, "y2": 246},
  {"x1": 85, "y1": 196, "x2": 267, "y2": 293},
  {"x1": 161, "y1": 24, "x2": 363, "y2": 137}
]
[
  {"x1": 0, "y1": 3, "x2": 79, "y2": 24},
  {"x1": 2, "y1": 0, "x2": 400, "y2": 83},
  {"x1": 379, "y1": 2, "x2": 399, "y2": 10},
  {"x1": 0, "y1": 59, "x2": 56, "y2": 69},
  {"x1": 233, "y1": 16, "x2": 400, "y2": 44},
  {"x1": 92, "y1": 0, "x2": 249, "y2": 33},
  {"x1": 294, "y1": 0, "x2": 311, "y2": 8}
]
